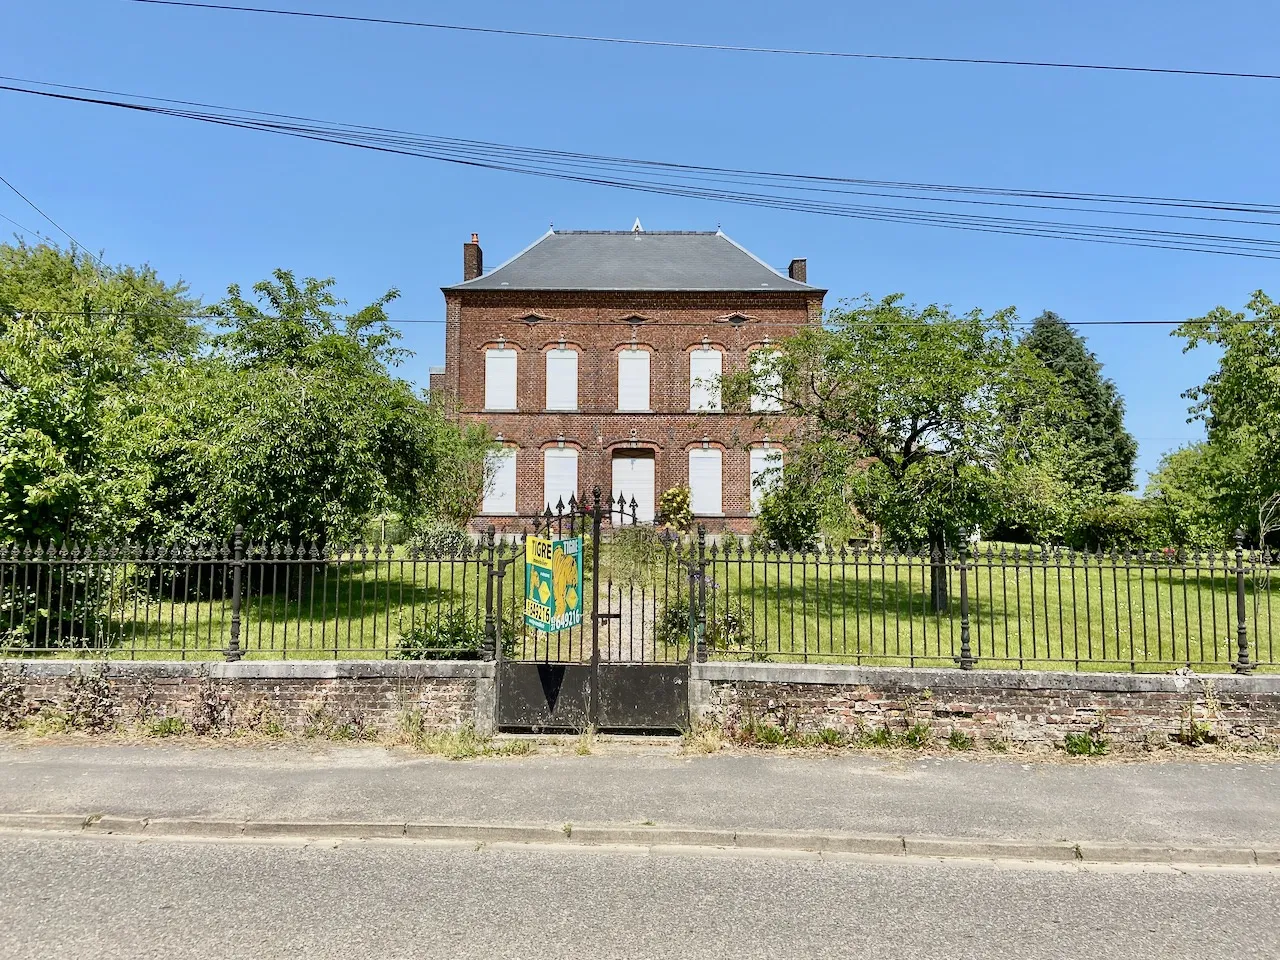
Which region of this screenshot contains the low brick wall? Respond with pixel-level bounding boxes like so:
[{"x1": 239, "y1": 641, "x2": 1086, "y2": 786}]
[
  {"x1": 692, "y1": 664, "x2": 1280, "y2": 749},
  {"x1": 4, "y1": 661, "x2": 495, "y2": 736}
]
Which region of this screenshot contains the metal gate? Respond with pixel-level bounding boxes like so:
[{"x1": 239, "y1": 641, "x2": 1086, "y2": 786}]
[{"x1": 488, "y1": 489, "x2": 694, "y2": 732}]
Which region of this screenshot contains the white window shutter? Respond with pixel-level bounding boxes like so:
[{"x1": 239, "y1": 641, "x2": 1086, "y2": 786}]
[
  {"x1": 618, "y1": 350, "x2": 650, "y2": 411},
  {"x1": 484, "y1": 349, "x2": 517, "y2": 410},
  {"x1": 749, "y1": 448, "x2": 783, "y2": 514},
  {"x1": 688, "y1": 449, "x2": 723, "y2": 515},
  {"x1": 545, "y1": 350, "x2": 578, "y2": 411},
  {"x1": 483, "y1": 448, "x2": 517, "y2": 514},
  {"x1": 543, "y1": 448, "x2": 579, "y2": 512},
  {"x1": 690, "y1": 350, "x2": 722, "y2": 411},
  {"x1": 611, "y1": 454, "x2": 656, "y2": 524},
  {"x1": 750, "y1": 351, "x2": 783, "y2": 412}
]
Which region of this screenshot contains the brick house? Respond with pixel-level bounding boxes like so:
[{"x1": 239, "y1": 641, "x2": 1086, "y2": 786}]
[{"x1": 430, "y1": 225, "x2": 825, "y2": 531}]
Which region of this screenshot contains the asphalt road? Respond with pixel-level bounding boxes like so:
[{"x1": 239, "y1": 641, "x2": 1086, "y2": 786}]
[
  {"x1": 2, "y1": 834, "x2": 1276, "y2": 960},
  {"x1": 3, "y1": 742, "x2": 1278, "y2": 845}
]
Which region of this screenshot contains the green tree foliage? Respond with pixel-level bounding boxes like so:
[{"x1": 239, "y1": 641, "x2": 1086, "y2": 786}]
[
  {"x1": 1022, "y1": 312, "x2": 1137, "y2": 493},
  {"x1": 0, "y1": 246, "x2": 489, "y2": 546},
  {"x1": 726, "y1": 294, "x2": 1066, "y2": 609},
  {"x1": 1176, "y1": 291, "x2": 1280, "y2": 545},
  {"x1": 1144, "y1": 444, "x2": 1233, "y2": 548},
  {"x1": 755, "y1": 466, "x2": 821, "y2": 551},
  {"x1": 124, "y1": 270, "x2": 489, "y2": 544},
  {"x1": 0, "y1": 242, "x2": 201, "y2": 541}
]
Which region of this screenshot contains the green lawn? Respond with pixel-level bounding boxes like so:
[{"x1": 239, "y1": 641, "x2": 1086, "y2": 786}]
[
  {"x1": 699, "y1": 548, "x2": 1277, "y2": 672},
  {"x1": 4, "y1": 541, "x2": 1277, "y2": 672}
]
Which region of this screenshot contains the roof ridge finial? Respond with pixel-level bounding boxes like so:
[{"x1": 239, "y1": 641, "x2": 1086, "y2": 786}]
[{"x1": 632, "y1": 217, "x2": 643, "y2": 233}]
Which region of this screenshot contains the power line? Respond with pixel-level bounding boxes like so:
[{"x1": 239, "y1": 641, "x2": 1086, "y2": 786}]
[
  {"x1": 4, "y1": 78, "x2": 1280, "y2": 260},
  {"x1": 125, "y1": 0, "x2": 1280, "y2": 83},
  {"x1": 0, "y1": 173, "x2": 102, "y2": 265},
  {"x1": 8, "y1": 77, "x2": 1279, "y2": 217},
  {"x1": 0, "y1": 210, "x2": 62, "y2": 247}
]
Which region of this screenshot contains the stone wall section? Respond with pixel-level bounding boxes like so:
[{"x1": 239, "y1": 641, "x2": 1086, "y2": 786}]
[
  {"x1": 9, "y1": 662, "x2": 491, "y2": 735},
  {"x1": 694, "y1": 664, "x2": 1280, "y2": 748}
]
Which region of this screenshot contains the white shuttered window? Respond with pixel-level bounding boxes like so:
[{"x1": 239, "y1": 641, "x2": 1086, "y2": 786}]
[
  {"x1": 750, "y1": 350, "x2": 783, "y2": 412},
  {"x1": 483, "y1": 448, "x2": 517, "y2": 514},
  {"x1": 688, "y1": 449, "x2": 723, "y2": 515},
  {"x1": 689, "y1": 349, "x2": 722, "y2": 412},
  {"x1": 617, "y1": 350, "x2": 650, "y2": 411},
  {"x1": 543, "y1": 448, "x2": 579, "y2": 512},
  {"x1": 545, "y1": 349, "x2": 578, "y2": 411},
  {"x1": 484, "y1": 349, "x2": 517, "y2": 410},
  {"x1": 749, "y1": 448, "x2": 783, "y2": 514},
  {"x1": 612, "y1": 454, "x2": 656, "y2": 524}
]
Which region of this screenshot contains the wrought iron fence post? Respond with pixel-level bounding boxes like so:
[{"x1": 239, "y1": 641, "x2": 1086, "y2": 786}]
[
  {"x1": 482, "y1": 526, "x2": 498, "y2": 661},
  {"x1": 955, "y1": 544, "x2": 975, "y2": 670},
  {"x1": 694, "y1": 525, "x2": 708, "y2": 663},
  {"x1": 225, "y1": 524, "x2": 244, "y2": 663},
  {"x1": 1233, "y1": 527, "x2": 1252, "y2": 675}
]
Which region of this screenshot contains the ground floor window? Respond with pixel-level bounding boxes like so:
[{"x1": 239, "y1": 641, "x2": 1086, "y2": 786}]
[
  {"x1": 611, "y1": 451, "x2": 656, "y2": 524},
  {"x1": 688, "y1": 448, "x2": 723, "y2": 515},
  {"x1": 749, "y1": 447, "x2": 783, "y2": 515},
  {"x1": 543, "y1": 448, "x2": 579, "y2": 512},
  {"x1": 483, "y1": 448, "x2": 517, "y2": 514}
]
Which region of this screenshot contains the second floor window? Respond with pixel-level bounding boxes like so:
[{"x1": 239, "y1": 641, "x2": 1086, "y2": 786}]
[
  {"x1": 750, "y1": 350, "x2": 783, "y2": 412},
  {"x1": 618, "y1": 349, "x2": 650, "y2": 411},
  {"x1": 484, "y1": 348, "x2": 517, "y2": 410},
  {"x1": 689, "y1": 348, "x2": 722, "y2": 412},
  {"x1": 545, "y1": 349, "x2": 578, "y2": 411}
]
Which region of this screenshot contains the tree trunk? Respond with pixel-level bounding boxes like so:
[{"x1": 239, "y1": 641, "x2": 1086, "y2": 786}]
[{"x1": 928, "y1": 527, "x2": 949, "y2": 614}]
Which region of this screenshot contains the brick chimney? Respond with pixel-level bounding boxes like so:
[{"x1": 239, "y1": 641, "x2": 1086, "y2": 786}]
[
  {"x1": 788, "y1": 258, "x2": 807, "y2": 283},
  {"x1": 463, "y1": 233, "x2": 483, "y2": 281}
]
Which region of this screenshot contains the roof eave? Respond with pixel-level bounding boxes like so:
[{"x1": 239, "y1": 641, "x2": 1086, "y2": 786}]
[{"x1": 442, "y1": 285, "x2": 826, "y2": 294}]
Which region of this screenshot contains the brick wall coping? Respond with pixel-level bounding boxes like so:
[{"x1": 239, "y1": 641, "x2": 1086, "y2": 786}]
[
  {"x1": 693, "y1": 662, "x2": 1280, "y2": 695},
  {"x1": 2, "y1": 660, "x2": 494, "y2": 681}
]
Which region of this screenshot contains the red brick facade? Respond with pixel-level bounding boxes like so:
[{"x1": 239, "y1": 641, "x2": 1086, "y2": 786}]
[{"x1": 436, "y1": 236, "x2": 824, "y2": 531}]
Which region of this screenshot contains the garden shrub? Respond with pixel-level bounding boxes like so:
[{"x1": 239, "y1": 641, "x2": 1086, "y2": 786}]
[
  {"x1": 395, "y1": 608, "x2": 517, "y2": 660},
  {"x1": 657, "y1": 486, "x2": 693, "y2": 533},
  {"x1": 407, "y1": 515, "x2": 473, "y2": 556},
  {"x1": 1067, "y1": 495, "x2": 1164, "y2": 551},
  {"x1": 755, "y1": 471, "x2": 821, "y2": 551},
  {"x1": 654, "y1": 594, "x2": 760, "y2": 657}
]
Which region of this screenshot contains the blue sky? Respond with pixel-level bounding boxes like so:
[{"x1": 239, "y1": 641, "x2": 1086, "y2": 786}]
[{"x1": 4, "y1": 1, "x2": 1279, "y2": 484}]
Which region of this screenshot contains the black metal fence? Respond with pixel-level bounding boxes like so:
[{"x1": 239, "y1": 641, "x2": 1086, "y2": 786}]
[{"x1": 0, "y1": 527, "x2": 1274, "y2": 673}]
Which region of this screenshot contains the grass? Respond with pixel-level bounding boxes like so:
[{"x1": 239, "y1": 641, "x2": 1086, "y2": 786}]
[{"x1": 6, "y1": 540, "x2": 1279, "y2": 673}]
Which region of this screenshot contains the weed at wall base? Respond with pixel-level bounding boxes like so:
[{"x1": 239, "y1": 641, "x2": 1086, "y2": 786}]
[{"x1": 1063, "y1": 731, "x2": 1110, "y2": 757}]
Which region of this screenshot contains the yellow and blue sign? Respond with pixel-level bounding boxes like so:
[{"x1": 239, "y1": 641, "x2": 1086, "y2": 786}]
[{"x1": 524, "y1": 535, "x2": 583, "y2": 632}]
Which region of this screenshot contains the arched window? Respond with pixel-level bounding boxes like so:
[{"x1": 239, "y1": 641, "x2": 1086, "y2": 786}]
[
  {"x1": 689, "y1": 348, "x2": 723, "y2": 412},
  {"x1": 749, "y1": 447, "x2": 783, "y2": 514},
  {"x1": 484, "y1": 348, "x2": 517, "y2": 410},
  {"x1": 688, "y1": 447, "x2": 724, "y2": 515},
  {"x1": 750, "y1": 350, "x2": 783, "y2": 412},
  {"x1": 618, "y1": 348, "x2": 651, "y2": 411},
  {"x1": 482, "y1": 447, "x2": 517, "y2": 514},
  {"x1": 545, "y1": 348, "x2": 578, "y2": 411},
  {"x1": 543, "y1": 448, "x2": 580, "y2": 511}
]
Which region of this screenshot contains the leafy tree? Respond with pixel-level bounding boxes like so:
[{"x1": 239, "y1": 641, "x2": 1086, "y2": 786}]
[
  {"x1": 755, "y1": 466, "x2": 822, "y2": 551},
  {"x1": 123, "y1": 270, "x2": 489, "y2": 544},
  {"x1": 1022, "y1": 312, "x2": 1137, "y2": 493},
  {"x1": 0, "y1": 242, "x2": 200, "y2": 542},
  {"x1": 1143, "y1": 443, "x2": 1233, "y2": 548},
  {"x1": 727, "y1": 294, "x2": 1064, "y2": 610},
  {"x1": 1176, "y1": 291, "x2": 1280, "y2": 545}
]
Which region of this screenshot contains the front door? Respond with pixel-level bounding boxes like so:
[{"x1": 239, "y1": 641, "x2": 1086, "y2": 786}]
[{"x1": 611, "y1": 452, "x2": 655, "y2": 524}]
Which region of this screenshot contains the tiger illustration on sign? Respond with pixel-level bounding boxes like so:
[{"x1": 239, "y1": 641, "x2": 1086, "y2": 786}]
[{"x1": 552, "y1": 546, "x2": 579, "y2": 617}]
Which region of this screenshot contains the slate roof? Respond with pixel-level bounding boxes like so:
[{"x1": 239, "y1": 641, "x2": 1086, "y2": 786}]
[{"x1": 444, "y1": 230, "x2": 823, "y2": 293}]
